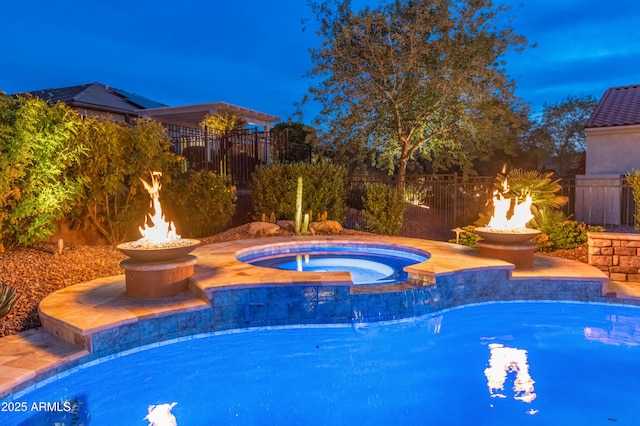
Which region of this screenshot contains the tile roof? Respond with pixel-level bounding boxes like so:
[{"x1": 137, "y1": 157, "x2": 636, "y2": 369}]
[
  {"x1": 24, "y1": 82, "x2": 167, "y2": 114},
  {"x1": 585, "y1": 84, "x2": 640, "y2": 128}
]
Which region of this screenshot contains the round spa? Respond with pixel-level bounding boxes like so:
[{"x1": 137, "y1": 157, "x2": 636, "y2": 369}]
[{"x1": 236, "y1": 242, "x2": 430, "y2": 285}]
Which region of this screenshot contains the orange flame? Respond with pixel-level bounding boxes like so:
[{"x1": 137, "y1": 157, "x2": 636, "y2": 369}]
[
  {"x1": 138, "y1": 171, "x2": 181, "y2": 245},
  {"x1": 487, "y1": 177, "x2": 533, "y2": 230}
]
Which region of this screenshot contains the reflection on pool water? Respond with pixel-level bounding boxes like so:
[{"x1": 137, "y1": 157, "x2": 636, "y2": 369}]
[
  {"x1": 237, "y1": 244, "x2": 430, "y2": 284},
  {"x1": 4, "y1": 301, "x2": 640, "y2": 425}
]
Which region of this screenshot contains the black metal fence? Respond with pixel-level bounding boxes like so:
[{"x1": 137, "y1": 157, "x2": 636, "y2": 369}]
[
  {"x1": 347, "y1": 174, "x2": 637, "y2": 241},
  {"x1": 164, "y1": 125, "x2": 311, "y2": 187}
]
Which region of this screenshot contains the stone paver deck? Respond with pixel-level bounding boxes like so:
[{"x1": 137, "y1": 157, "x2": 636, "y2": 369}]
[{"x1": 0, "y1": 235, "x2": 628, "y2": 400}]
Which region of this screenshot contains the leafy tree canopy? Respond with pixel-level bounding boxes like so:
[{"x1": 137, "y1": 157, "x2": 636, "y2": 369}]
[
  {"x1": 272, "y1": 122, "x2": 318, "y2": 147},
  {"x1": 200, "y1": 109, "x2": 247, "y2": 132},
  {"x1": 516, "y1": 95, "x2": 597, "y2": 175},
  {"x1": 304, "y1": 0, "x2": 529, "y2": 184}
]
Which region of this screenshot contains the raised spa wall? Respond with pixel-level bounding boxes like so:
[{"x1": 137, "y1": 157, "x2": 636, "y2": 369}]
[{"x1": 588, "y1": 231, "x2": 640, "y2": 282}]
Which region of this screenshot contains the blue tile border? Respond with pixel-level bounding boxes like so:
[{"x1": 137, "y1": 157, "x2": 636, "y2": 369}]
[{"x1": 81, "y1": 268, "x2": 622, "y2": 363}]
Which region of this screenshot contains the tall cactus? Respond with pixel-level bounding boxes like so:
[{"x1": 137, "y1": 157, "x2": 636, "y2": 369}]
[{"x1": 294, "y1": 177, "x2": 309, "y2": 235}]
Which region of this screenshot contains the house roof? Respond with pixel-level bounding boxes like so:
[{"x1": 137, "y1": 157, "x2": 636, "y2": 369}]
[
  {"x1": 24, "y1": 82, "x2": 167, "y2": 115},
  {"x1": 21, "y1": 82, "x2": 280, "y2": 129},
  {"x1": 585, "y1": 84, "x2": 640, "y2": 128},
  {"x1": 137, "y1": 102, "x2": 281, "y2": 129}
]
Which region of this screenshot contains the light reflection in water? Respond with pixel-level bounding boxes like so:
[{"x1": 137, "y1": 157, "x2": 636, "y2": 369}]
[
  {"x1": 144, "y1": 402, "x2": 178, "y2": 425},
  {"x1": 584, "y1": 314, "x2": 640, "y2": 346},
  {"x1": 295, "y1": 254, "x2": 311, "y2": 272},
  {"x1": 484, "y1": 343, "x2": 536, "y2": 404}
]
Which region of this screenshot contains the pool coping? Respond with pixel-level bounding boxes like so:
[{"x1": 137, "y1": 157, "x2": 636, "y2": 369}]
[{"x1": 0, "y1": 235, "x2": 626, "y2": 399}]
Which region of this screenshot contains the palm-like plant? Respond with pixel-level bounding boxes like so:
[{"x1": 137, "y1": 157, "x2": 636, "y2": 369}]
[
  {"x1": 476, "y1": 168, "x2": 568, "y2": 227},
  {"x1": 494, "y1": 168, "x2": 568, "y2": 217}
]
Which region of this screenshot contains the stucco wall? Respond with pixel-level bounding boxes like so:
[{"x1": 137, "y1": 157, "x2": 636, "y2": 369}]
[{"x1": 585, "y1": 125, "x2": 640, "y2": 175}]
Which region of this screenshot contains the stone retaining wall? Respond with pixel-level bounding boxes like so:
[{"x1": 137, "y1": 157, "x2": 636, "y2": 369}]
[{"x1": 588, "y1": 232, "x2": 640, "y2": 281}]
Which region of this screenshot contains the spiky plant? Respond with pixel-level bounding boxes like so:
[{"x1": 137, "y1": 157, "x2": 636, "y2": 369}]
[
  {"x1": 0, "y1": 284, "x2": 20, "y2": 318},
  {"x1": 476, "y1": 168, "x2": 569, "y2": 227},
  {"x1": 495, "y1": 168, "x2": 568, "y2": 217}
]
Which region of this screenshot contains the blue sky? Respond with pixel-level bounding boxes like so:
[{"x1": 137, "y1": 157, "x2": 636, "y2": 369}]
[{"x1": 2, "y1": 0, "x2": 639, "y2": 123}]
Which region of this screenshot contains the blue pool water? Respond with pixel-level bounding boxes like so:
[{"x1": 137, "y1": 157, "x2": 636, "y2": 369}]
[
  {"x1": 4, "y1": 301, "x2": 640, "y2": 425},
  {"x1": 237, "y1": 244, "x2": 430, "y2": 284}
]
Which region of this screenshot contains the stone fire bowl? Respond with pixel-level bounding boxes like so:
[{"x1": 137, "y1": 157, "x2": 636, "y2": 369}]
[
  {"x1": 117, "y1": 239, "x2": 201, "y2": 262},
  {"x1": 475, "y1": 227, "x2": 541, "y2": 245}
]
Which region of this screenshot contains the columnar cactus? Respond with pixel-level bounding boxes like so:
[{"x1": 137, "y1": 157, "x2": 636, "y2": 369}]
[{"x1": 294, "y1": 177, "x2": 309, "y2": 235}]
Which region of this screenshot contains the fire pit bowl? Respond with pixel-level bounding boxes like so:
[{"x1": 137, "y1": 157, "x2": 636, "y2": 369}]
[
  {"x1": 475, "y1": 227, "x2": 540, "y2": 244},
  {"x1": 117, "y1": 239, "x2": 201, "y2": 262}
]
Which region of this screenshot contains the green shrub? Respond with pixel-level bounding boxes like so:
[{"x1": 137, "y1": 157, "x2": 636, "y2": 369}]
[
  {"x1": 69, "y1": 117, "x2": 179, "y2": 244},
  {"x1": 251, "y1": 162, "x2": 346, "y2": 222},
  {"x1": 362, "y1": 182, "x2": 406, "y2": 235},
  {"x1": 0, "y1": 96, "x2": 87, "y2": 250},
  {"x1": 626, "y1": 170, "x2": 640, "y2": 231},
  {"x1": 531, "y1": 207, "x2": 603, "y2": 250},
  {"x1": 448, "y1": 225, "x2": 480, "y2": 248},
  {"x1": 532, "y1": 233, "x2": 554, "y2": 252},
  {"x1": 165, "y1": 171, "x2": 236, "y2": 238},
  {"x1": 546, "y1": 221, "x2": 603, "y2": 250}
]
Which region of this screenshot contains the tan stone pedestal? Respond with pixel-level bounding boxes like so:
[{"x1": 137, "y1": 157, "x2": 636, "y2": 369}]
[{"x1": 120, "y1": 255, "x2": 197, "y2": 298}]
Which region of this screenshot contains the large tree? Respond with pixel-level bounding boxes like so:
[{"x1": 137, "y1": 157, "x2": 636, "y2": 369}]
[
  {"x1": 540, "y1": 95, "x2": 597, "y2": 176},
  {"x1": 305, "y1": 0, "x2": 529, "y2": 184},
  {"x1": 515, "y1": 95, "x2": 597, "y2": 175}
]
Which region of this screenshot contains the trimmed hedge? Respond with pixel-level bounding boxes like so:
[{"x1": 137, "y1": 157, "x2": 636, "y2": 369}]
[
  {"x1": 165, "y1": 171, "x2": 237, "y2": 238},
  {"x1": 362, "y1": 182, "x2": 406, "y2": 235}
]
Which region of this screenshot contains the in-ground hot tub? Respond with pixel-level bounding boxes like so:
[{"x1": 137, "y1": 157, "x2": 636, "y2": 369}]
[{"x1": 236, "y1": 241, "x2": 430, "y2": 285}]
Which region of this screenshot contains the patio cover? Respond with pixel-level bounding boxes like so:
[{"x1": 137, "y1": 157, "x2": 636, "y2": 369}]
[{"x1": 136, "y1": 102, "x2": 281, "y2": 130}]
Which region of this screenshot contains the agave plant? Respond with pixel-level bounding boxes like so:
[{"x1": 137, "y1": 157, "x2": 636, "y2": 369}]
[{"x1": 0, "y1": 283, "x2": 20, "y2": 318}]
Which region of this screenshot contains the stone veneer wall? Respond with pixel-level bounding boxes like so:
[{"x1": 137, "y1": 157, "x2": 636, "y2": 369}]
[{"x1": 588, "y1": 232, "x2": 640, "y2": 281}]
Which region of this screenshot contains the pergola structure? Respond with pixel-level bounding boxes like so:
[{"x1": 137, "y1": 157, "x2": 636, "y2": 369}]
[{"x1": 136, "y1": 101, "x2": 281, "y2": 130}]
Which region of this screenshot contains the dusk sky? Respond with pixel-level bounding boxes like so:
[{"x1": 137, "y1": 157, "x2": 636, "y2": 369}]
[{"x1": 2, "y1": 0, "x2": 639, "y2": 123}]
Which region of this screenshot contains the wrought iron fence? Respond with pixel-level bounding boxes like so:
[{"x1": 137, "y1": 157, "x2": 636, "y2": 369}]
[
  {"x1": 347, "y1": 174, "x2": 637, "y2": 241},
  {"x1": 164, "y1": 125, "x2": 311, "y2": 187}
]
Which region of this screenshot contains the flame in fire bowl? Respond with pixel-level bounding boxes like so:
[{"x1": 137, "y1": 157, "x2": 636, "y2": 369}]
[{"x1": 117, "y1": 239, "x2": 201, "y2": 262}]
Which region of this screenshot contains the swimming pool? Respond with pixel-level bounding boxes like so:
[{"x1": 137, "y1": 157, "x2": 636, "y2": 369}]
[
  {"x1": 5, "y1": 301, "x2": 640, "y2": 425},
  {"x1": 237, "y1": 242, "x2": 430, "y2": 284}
]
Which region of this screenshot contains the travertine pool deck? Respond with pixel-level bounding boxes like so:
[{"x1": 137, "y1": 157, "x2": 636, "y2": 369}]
[{"x1": 1, "y1": 235, "x2": 635, "y2": 400}]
